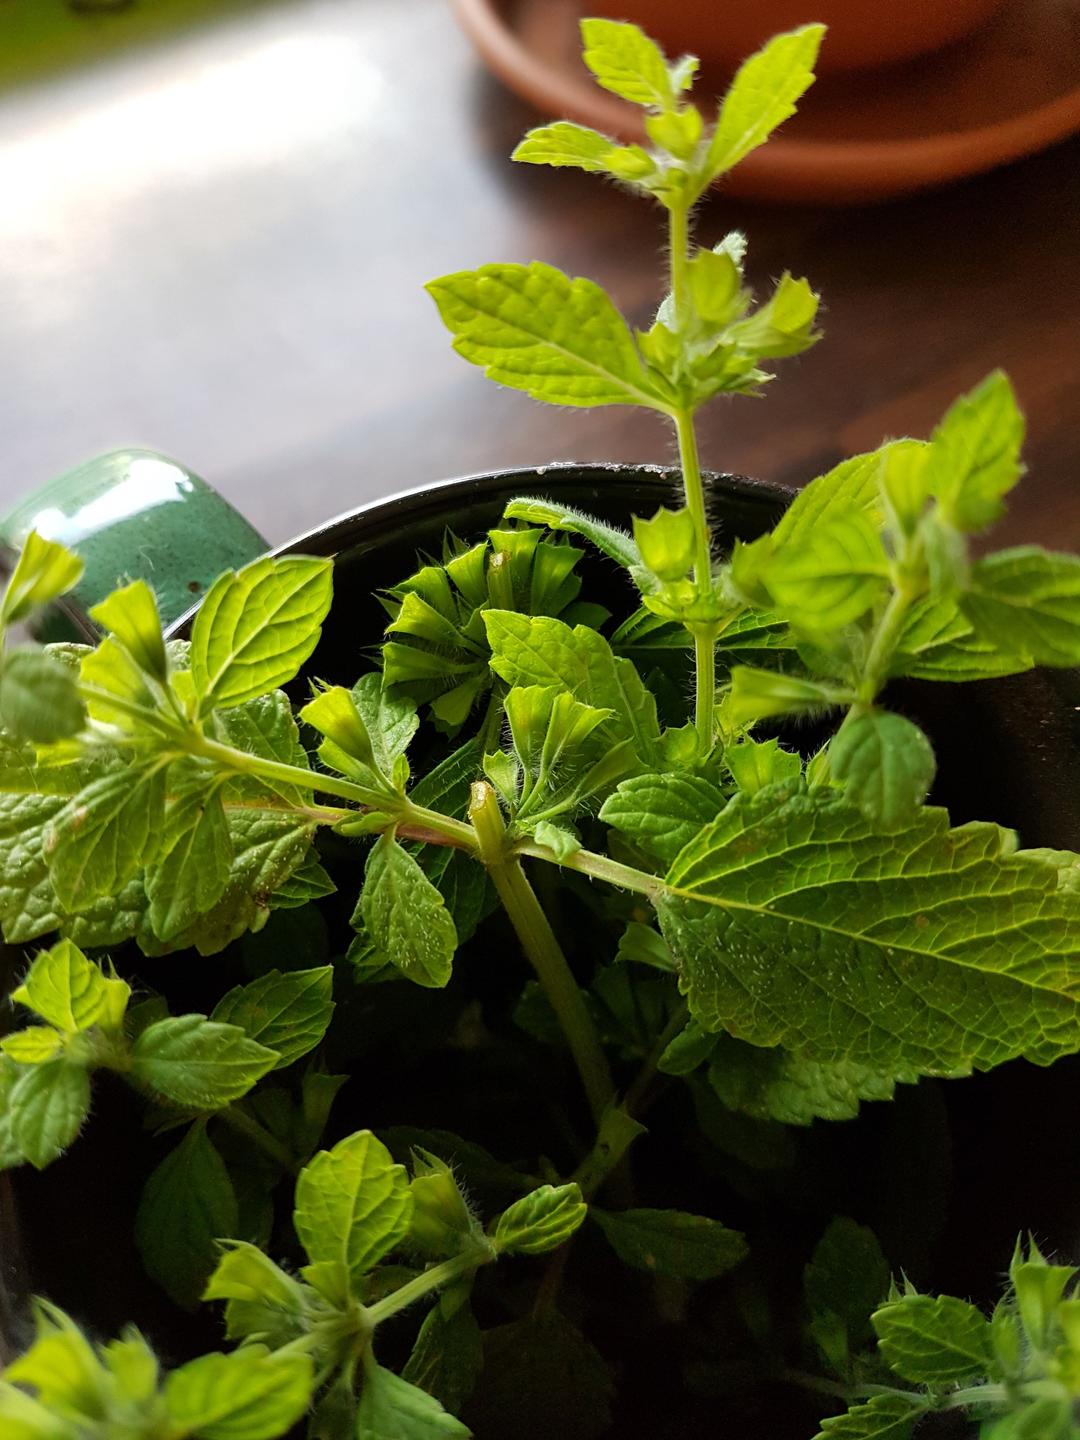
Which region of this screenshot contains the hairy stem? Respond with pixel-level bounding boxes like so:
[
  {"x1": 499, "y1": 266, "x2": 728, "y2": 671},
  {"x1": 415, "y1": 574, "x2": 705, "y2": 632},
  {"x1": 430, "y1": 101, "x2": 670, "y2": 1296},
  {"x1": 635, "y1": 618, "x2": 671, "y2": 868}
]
[
  {"x1": 366, "y1": 1248, "x2": 491, "y2": 1326},
  {"x1": 470, "y1": 783, "x2": 615, "y2": 1125}
]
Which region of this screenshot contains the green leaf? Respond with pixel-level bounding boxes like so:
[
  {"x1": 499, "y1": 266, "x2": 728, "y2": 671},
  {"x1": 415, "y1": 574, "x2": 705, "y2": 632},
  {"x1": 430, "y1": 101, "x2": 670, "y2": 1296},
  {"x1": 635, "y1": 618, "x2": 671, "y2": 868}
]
[
  {"x1": 356, "y1": 1360, "x2": 469, "y2": 1440},
  {"x1": 203, "y1": 1240, "x2": 305, "y2": 1316},
  {"x1": 503, "y1": 497, "x2": 640, "y2": 571},
  {"x1": 805, "y1": 1217, "x2": 891, "y2": 1364},
  {"x1": 351, "y1": 673, "x2": 419, "y2": 778},
  {"x1": 830, "y1": 710, "x2": 936, "y2": 825},
  {"x1": 147, "y1": 787, "x2": 233, "y2": 941},
  {"x1": 403, "y1": 1301, "x2": 484, "y2": 1416},
  {"x1": 1011, "y1": 1238, "x2": 1077, "y2": 1350},
  {"x1": 579, "y1": 17, "x2": 680, "y2": 109},
  {"x1": 656, "y1": 788, "x2": 1080, "y2": 1075},
  {"x1": 704, "y1": 25, "x2": 824, "y2": 180},
  {"x1": 426, "y1": 262, "x2": 669, "y2": 411},
  {"x1": 531, "y1": 820, "x2": 580, "y2": 861},
  {"x1": 590, "y1": 1207, "x2": 746, "y2": 1280},
  {"x1": 927, "y1": 370, "x2": 1025, "y2": 531},
  {"x1": 46, "y1": 763, "x2": 166, "y2": 909},
  {"x1": 0, "y1": 1379, "x2": 79, "y2": 1439},
  {"x1": 890, "y1": 595, "x2": 1028, "y2": 683},
  {"x1": 878, "y1": 440, "x2": 932, "y2": 534},
  {"x1": 815, "y1": 1393, "x2": 925, "y2": 1440},
  {"x1": 294, "y1": 1129, "x2": 413, "y2": 1280},
  {"x1": 600, "y1": 772, "x2": 726, "y2": 865},
  {"x1": 89, "y1": 579, "x2": 167, "y2": 679},
  {"x1": 493, "y1": 1183, "x2": 586, "y2": 1256},
  {"x1": 484, "y1": 611, "x2": 662, "y2": 765},
  {"x1": 359, "y1": 833, "x2": 458, "y2": 989},
  {"x1": 130, "y1": 1016, "x2": 278, "y2": 1110},
  {"x1": 211, "y1": 968, "x2": 334, "y2": 1071},
  {"x1": 164, "y1": 1347, "x2": 314, "y2": 1440},
  {"x1": 0, "y1": 532, "x2": 83, "y2": 627},
  {"x1": 725, "y1": 736, "x2": 801, "y2": 794},
  {"x1": 512, "y1": 122, "x2": 652, "y2": 184},
  {"x1": 9, "y1": 1059, "x2": 90, "y2": 1169},
  {"x1": 633, "y1": 507, "x2": 695, "y2": 581},
  {"x1": 616, "y1": 920, "x2": 676, "y2": 972},
  {"x1": 772, "y1": 450, "x2": 886, "y2": 550},
  {"x1": 961, "y1": 547, "x2": 1080, "y2": 666},
  {"x1": 136, "y1": 1124, "x2": 238, "y2": 1309},
  {"x1": 11, "y1": 939, "x2": 116, "y2": 1033},
  {"x1": 709, "y1": 1036, "x2": 914, "y2": 1126},
  {"x1": 872, "y1": 1293, "x2": 994, "y2": 1383},
  {"x1": 3, "y1": 1301, "x2": 107, "y2": 1421},
  {"x1": 1, "y1": 1028, "x2": 63, "y2": 1064},
  {"x1": 190, "y1": 556, "x2": 333, "y2": 711},
  {"x1": 765, "y1": 511, "x2": 889, "y2": 634},
  {"x1": 0, "y1": 651, "x2": 85, "y2": 744},
  {"x1": 725, "y1": 666, "x2": 847, "y2": 726}
]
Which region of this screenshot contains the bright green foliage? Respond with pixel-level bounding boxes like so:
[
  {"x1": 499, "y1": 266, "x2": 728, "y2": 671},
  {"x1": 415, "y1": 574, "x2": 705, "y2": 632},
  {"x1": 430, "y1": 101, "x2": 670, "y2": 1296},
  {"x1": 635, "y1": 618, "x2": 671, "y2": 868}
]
[
  {"x1": 162, "y1": 1347, "x2": 314, "y2": 1439},
  {"x1": 46, "y1": 763, "x2": 167, "y2": 909},
  {"x1": 656, "y1": 788, "x2": 1080, "y2": 1074},
  {"x1": 725, "y1": 735, "x2": 801, "y2": 793},
  {"x1": 0, "y1": 650, "x2": 85, "y2": 743},
  {"x1": 1011, "y1": 1237, "x2": 1077, "y2": 1350},
  {"x1": 356, "y1": 1359, "x2": 470, "y2": 1440},
  {"x1": 484, "y1": 611, "x2": 663, "y2": 766},
  {"x1": 136, "y1": 1123, "x2": 238, "y2": 1309},
  {"x1": 294, "y1": 1130, "x2": 413, "y2": 1281},
  {"x1": 358, "y1": 834, "x2": 458, "y2": 988},
  {"x1": 9, "y1": 1059, "x2": 90, "y2": 1169},
  {"x1": 961, "y1": 547, "x2": 1080, "y2": 666},
  {"x1": 409, "y1": 1149, "x2": 480, "y2": 1258},
  {"x1": 757, "y1": 511, "x2": 890, "y2": 635},
  {"x1": 600, "y1": 771, "x2": 726, "y2": 864},
  {"x1": 90, "y1": 579, "x2": 167, "y2": 680},
  {"x1": 708, "y1": 1037, "x2": 914, "y2": 1126},
  {"x1": 633, "y1": 506, "x2": 696, "y2": 581},
  {"x1": 815, "y1": 1393, "x2": 925, "y2": 1439},
  {"x1": 492, "y1": 1183, "x2": 587, "y2": 1255},
  {"x1": 579, "y1": 17, "x2": 689, "y2": 109},
  {"x1": 190, "y1": 556, "x2": 333, "y2": 712},
  {"x1": 927, "y1": 369, "x2": 1025, "y2": 532},
  {"x1": 830, "y1": 710, "x2": 936, "y2": 825},
  {"x1": 130, "y1": 1016, "x2": 278, "y2": 1110},
  {"x1": 426, "y1": 262, "x2": 671, "y2": 411},
  {"x1": 211, "y1": 968, "x2": 334, "y2": 1071},
  {"x1": 502, "y1": 496, "x2": 640, "y2": 571},
  {"x1": 512, "y1": 121, "x2": 655, "y2": 187},
  {"x1": 0, "y1": 530, "x2": 83, "y2": 627},
  {"x1": 724, "y1": 666, "x2": 847, "y2": 726},
  {"x1": 201, "y1": 1242, "x2": 307, "y2": 1345},
  {"x1": 872, "y1": 1294, "x2": 994, "y2": 1382},
  {"x1": 147, "y1": 785, "x2": 233, "y2": 941},
  {"x1": 590, "y1": 1207, "x2": 745, "y2": 1280},
  {"x1": 381, "y1": 528, "x2": 595, "y2": 731},
  {"x1": 703, "y1": 25, "x2": 824, "y2": 182},
  {"x1": 12, "y1": 938, "x2": 127, "y2": 1034}
]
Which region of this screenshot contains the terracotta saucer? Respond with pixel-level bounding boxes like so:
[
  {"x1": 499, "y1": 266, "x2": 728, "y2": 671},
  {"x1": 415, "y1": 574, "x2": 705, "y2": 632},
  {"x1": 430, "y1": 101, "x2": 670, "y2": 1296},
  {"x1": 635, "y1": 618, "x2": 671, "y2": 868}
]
[{"x1": 454, "y1": 0, "x2": 1080, "y2": 202}]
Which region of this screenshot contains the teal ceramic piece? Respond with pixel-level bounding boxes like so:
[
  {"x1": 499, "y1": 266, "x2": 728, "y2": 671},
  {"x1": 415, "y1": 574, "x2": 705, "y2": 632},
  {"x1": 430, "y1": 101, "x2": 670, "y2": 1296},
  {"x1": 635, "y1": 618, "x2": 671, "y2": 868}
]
[{"x1": 0, "y1": 449, "x2": 267, "y2": 637}]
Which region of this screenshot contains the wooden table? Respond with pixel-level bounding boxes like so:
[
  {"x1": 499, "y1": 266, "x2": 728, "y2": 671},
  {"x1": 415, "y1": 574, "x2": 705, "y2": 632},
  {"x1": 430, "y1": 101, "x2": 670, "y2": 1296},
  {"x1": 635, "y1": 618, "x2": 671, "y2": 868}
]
[{"x1": 1, "y1": 0, "x2": 1076, "y2": 549}]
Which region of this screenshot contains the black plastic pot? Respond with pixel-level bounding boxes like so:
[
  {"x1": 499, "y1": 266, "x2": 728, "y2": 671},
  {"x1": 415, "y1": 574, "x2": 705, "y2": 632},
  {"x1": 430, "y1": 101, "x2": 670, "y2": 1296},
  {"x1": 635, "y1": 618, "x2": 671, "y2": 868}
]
[{"x1": 2, "y1": 464, "x2": 1079, "y2": 1436}]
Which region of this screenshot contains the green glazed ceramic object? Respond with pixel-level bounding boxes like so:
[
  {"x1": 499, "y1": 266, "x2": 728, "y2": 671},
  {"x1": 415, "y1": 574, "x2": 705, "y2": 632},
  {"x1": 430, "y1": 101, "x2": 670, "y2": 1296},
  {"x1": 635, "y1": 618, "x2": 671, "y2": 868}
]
[{"x1": 0, "y1": 448, "x2": 267, "y2": 638}]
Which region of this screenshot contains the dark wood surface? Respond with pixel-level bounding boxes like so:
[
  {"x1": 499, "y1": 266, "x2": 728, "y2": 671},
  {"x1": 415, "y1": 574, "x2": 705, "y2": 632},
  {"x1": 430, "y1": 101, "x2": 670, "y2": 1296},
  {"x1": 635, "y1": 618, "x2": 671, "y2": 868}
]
[{"x1": 0, "y1": 0, "x2": 1076, "y2": 548}]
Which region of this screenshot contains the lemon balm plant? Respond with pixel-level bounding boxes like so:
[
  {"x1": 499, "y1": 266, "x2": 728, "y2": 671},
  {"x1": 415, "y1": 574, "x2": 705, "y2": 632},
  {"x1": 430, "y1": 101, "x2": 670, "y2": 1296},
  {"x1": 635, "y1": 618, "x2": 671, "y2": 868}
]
[{"x1": 2, "y1": 18, "x2": 1080, "y2": 1440}]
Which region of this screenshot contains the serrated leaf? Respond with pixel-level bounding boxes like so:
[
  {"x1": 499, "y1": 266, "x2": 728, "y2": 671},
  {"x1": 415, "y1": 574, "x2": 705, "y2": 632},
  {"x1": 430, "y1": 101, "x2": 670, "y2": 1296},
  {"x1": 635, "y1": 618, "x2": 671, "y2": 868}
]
[
  {"x1": 772, "y1": 450, "x2": 886, "y2": 550},
  {"x1": 961, "y1": 547, "x2": 1080, "y2": 667},
  {"x1": 590, "y1": 1207, "x2": 746, "y2": 1280},
  {"x1": 579, "y1": 17, "x2": 676, "y2": 109},
  {"x1": 830, "y1": 710, "x2": 936, "y2": 826},
  {"x1": 46, "y1": 763, "x2": 166, "y2": 909},
  {"x1": 3, "y1": 1302, "x2": 106, "y2": 1420},
  {"x1": 9, "y1": 1059, "x2": 90, "y2": 1169},
  {"x1": 656, "y1": 788, "x2": 1080, "y2": 1075},
  {"x1": 356, "y1": 1360, "x2": 470, "y2": 1440},
  {"x1": 1, "y1": 1028, "x2": 62, "y2": 1064},
  {"x1": 146, "y1": 787, "x2": 233, "y2": 941},
  {"x1": 130, "y1": 1016, "x2": 278, "y2": 1110},
  {"x1": 164, "y1": 1347, "x2": 314, "y2": 1440},
  {"x1": 0, "y1": 531, "x2": 83, "y2": 626},
  {"x1": 203, "y1": 1240, "x2": 305, "y2": 1313},
  {"x1": 815, "y1": 1393, "x2": 925, "y2": 1440},
  {"x1": 806, "y1": 1217, "x2": 891, "y2": 1363},
  {"x1": 426, "y1": 262, "x2": 668, "y2": 411},
  {"x1": 294, "y1": 1129, "x2": 413, "y2": 1280},
  {"x1": 502, "y1": 497, "x2": 640, "y2": 571},
  {"x1": 704, "y1": 25, "x2": 824, "y2": 180},
  {"x1": 484, "y1": 610, "x2": 662, "y2": 765},
  {"x1": 136, "y1": 1124, "x2": 238, "y2": 1309},
  {"x1": 765, "y1": 511, "x2": 889, "y2": 633},
  {"x1": 11, "y1": 938, "x2": 112, "y2": 1032},
  {"x1": 403, "y1": 1301, "x2": 483, "y2": 1416},
  {"x1": 725, "y1": 736, "x2": 802, "y2": 794},
  {"x1": 872, "y1": 1293, "x2": 994, "y2": 1383},
  {"x1": 359, "y1": 834, "x2": 458, "y2": 989},
  {"x1": 725, "y1": 666, "x2": 845, "y2": 726},
  {"x1": 351, "y1": 672, "x2": 419, "y2": 776},
  {"x1": 211, "y1": 968, "x2": 334, "y2": 1071},
  {"x1": 512, "y1": 121, "x2": 648, "y2": 181},
  {"x1": 89, "y1": 578, "x2": 167, "y2": 679},
  {"x1": 928, "y1": 370, "x2": 1025, "y2": 532},
  {"x1": 890, "y1": 595, "x2": 1028, "y2": 683},
  {"x1": 493, "y1": 1183, "x2": 586, "y2": 1256},
  {"x1": 190, "y1": 556, "x2": 333, "y2": 712},
  {"x1": 600, "y1": 771, "x2": 726, "y2": 864},
  {"x1": 0, "y1": 650, "x2": 85, "y2": 744},
  {"x1": 709, "y1": 1036, "x2": 915, "y2": 1126}
]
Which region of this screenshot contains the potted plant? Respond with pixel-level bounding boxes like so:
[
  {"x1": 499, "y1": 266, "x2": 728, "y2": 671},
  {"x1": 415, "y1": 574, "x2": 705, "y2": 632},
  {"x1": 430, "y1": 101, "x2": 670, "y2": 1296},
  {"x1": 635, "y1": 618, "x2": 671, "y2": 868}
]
[{"x1": 1, "y1": 18, "x2": 1079, "y2": 1440}]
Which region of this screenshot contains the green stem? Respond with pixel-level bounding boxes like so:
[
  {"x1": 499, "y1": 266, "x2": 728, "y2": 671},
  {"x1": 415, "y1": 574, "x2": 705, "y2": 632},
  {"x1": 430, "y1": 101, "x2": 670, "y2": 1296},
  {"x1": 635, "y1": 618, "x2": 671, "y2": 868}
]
[
  {"x1": 470, "y1": 783, "x2": 615, "y2": 1126},
  {"x1": 216, "y1": 1106, "x2": 299, "y2": 1174},
  {"x1": 514, "y1": 837, "x2": 663, "y2": 902},
  {"x1": 366, "y1": 1249, "x2": 491, "y2": 1326},
  {"x1": 858, "y1": 583, "x2": 915, "y2": 704}
]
